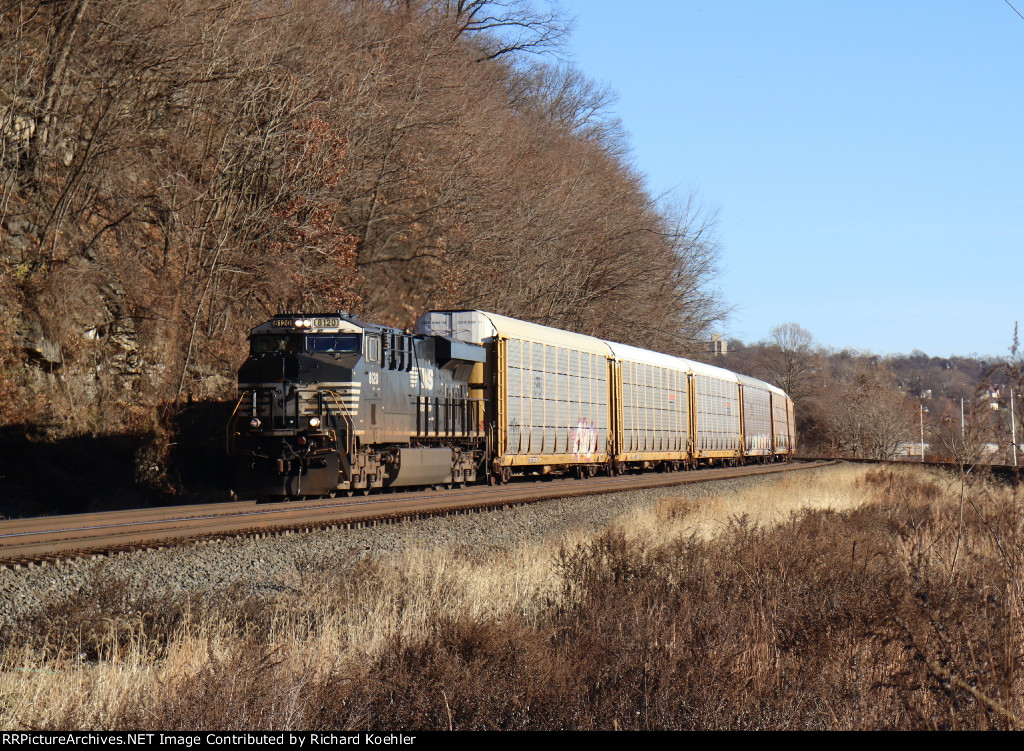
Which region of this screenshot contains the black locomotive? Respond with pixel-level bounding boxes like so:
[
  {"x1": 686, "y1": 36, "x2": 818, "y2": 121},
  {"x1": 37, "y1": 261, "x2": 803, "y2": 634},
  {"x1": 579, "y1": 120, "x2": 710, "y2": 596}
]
[{"x1": 228, "y1": 313, "x2": 486, "y2": 498}]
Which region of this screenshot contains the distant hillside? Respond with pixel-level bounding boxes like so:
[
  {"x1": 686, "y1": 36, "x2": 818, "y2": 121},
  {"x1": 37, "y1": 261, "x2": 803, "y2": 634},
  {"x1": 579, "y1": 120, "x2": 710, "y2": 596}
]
[{"x1": 706, "y1": 325, "x2": 1022, "y2": 461}]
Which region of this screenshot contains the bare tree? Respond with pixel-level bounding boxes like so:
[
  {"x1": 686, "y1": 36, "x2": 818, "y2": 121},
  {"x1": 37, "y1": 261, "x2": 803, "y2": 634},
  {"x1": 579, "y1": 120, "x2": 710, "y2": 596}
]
[
  {"x1": 818, "y1": 363, "x2": 917, "y2": 459},
  {"x1": 507, "y1": 63, "x2": 627, "y2": 155},
  {"x1": 754, "y1": 323, "x2": 821, "y2": 402},
  {"x1": 438, "y1": 0, "x2": 570, "y2": 61},
  {"x1": 446, "y1": 124, "x2": 725, "y2": 354},
  {"x1": 930, "y1": 390, "x2": 999, "y2": 468}
]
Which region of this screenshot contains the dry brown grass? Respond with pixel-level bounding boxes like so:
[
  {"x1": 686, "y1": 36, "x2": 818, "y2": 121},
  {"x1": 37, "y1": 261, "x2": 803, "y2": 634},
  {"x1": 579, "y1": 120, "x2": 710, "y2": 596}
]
[
  {"x1": 1, "y1": 464, "x2": 1022, "y2": 729},
  {"x1": 649, "y1": 462, "x2": 873, "y2": 539}
]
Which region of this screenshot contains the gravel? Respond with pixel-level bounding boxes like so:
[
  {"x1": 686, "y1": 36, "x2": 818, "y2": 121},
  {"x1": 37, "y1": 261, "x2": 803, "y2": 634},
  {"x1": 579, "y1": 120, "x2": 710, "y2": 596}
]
[{"x1": 0, "y1": 471, "x2": 815, "y2": 627}]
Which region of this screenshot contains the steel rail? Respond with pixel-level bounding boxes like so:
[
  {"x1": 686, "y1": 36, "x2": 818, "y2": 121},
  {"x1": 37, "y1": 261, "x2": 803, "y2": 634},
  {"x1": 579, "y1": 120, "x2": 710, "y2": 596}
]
[
  {"x1": 802, "y1": 455, "x2": 1022, "y2": 480},
  {"x1": 0, "y1": 460, "x2": 836, "y2": 567}
]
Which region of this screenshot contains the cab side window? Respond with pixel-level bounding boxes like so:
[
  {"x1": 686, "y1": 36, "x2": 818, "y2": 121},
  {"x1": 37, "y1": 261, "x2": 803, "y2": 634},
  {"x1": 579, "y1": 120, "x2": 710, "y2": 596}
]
[{"x1": 366, "y1": 335, "x2": 380, "y2": 363}]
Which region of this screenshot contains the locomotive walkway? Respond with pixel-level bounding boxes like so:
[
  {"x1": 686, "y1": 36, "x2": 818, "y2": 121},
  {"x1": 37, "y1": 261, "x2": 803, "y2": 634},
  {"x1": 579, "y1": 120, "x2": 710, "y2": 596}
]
[{"x1": 0, "y1": 460, "x2": 835, "y2": 568}]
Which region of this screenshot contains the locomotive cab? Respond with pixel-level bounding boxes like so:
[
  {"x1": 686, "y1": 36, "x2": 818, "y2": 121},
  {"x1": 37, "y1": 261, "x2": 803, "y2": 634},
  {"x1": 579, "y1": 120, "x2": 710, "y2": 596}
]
[{"x1": 231, "y1": 314, "x2": 369, "y2": 497}]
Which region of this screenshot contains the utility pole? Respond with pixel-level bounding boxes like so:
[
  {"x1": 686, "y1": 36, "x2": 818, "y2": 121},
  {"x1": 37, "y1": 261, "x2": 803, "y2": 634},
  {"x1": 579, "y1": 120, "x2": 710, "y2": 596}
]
[
  {"x1": 920, "y1": 402, "x2": 926, "y2": 463},
  {"x1": 1012, "y1": 389, "x2": 1018, "y2": 467}
]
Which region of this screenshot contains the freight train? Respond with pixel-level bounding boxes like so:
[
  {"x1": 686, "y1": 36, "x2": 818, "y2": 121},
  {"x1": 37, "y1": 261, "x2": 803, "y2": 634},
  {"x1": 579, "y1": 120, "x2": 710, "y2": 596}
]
[{"x1": 228, "y1": 310, "x2": 795, "y2": 498}]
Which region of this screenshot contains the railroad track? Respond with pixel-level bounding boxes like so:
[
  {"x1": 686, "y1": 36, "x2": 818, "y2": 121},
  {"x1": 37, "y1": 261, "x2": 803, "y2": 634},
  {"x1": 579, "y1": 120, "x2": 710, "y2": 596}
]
[
  {"x1": 806, "y1": 456, "x2": 1022, "y2": 481},
  {"x1": 0, "y1": 460, "x2": 836, "y2": 568}
]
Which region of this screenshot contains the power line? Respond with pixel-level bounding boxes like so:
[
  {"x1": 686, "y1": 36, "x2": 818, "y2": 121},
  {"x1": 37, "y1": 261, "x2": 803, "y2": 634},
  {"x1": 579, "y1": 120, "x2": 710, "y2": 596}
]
[{"x1": 1007, "y1": 0, "x2": 1024, "y2": 21}]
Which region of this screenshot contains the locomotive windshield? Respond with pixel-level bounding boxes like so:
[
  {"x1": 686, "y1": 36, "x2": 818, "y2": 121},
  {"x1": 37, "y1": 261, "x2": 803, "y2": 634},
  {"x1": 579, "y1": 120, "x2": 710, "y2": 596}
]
[
  {"x1": 307, "y1": 334, "x2": 362, "y2": 354},
  {"x1": 250, "y1": 333, "x2": 362, "y2": 355}
]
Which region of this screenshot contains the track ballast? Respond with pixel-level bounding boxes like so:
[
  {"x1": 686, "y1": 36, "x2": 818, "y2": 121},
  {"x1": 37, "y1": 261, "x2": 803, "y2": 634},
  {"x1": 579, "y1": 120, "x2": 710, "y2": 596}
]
[{"x1": 0, "y1": 461, "x2": 833, "y2": 568}]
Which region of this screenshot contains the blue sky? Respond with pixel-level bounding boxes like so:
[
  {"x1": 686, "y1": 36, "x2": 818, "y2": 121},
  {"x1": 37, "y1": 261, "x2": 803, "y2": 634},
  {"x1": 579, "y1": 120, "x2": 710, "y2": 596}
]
[{"x1": 557, "y1": 0, "x2": 1024, "y2": 358}]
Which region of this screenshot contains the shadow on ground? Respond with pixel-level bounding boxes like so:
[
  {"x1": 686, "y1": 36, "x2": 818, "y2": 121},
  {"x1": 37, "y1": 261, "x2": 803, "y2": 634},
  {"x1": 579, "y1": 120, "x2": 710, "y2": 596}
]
[{"x1": 0, "y1": 400, "x2": 235, "y2": 518}]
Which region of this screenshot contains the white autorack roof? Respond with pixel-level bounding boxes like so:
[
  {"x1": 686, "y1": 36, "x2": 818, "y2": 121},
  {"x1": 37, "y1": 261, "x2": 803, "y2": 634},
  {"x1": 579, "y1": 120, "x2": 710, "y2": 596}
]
[
  {"x1": 415, "y1": 310, "x2": 793, "y2": 395},
  {"x1": 416, "y1": 310, "x2": 612, "y2": 356},
  {"x1": 604, "y1": 340, "x2": 692, "y2": 372},
  {"x1": 679, "y1": 357, "x2": 740, "y2": 383}
]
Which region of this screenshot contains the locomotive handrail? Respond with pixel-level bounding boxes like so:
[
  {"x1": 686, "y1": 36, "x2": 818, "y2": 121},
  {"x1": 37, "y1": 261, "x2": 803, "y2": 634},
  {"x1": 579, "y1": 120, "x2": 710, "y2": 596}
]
[
  {"x1": 415, "y1": 396, "x2": 486, "y2": 438},
  {"x1": 226, "y1": 390, "x2": 253, "y2": 454},
  {"x1": 320, "y1": 389, "x2": 355, "y2": 456}
]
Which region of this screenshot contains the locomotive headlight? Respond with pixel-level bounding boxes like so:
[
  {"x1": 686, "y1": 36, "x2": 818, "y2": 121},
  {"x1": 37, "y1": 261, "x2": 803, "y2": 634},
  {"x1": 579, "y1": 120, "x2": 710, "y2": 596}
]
[
  {"x1": 249, "y1": 417, "x2": 261, "y2": 429},
  {"x1": 308, "y1": 416, "x2": 322, "y2": 428},
  {"x1": 293, "y1": 319, "x2": 305, "y2": 328},
  {"x1": 302, "y1": 318, "x2": 312, "y2": 328}
]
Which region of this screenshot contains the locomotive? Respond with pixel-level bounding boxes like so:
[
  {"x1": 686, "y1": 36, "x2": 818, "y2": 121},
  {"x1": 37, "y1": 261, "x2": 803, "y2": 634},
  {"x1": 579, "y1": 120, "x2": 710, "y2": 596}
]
[
  {"x1": 229, "y1": 313, "x2": 486, "y2": 498},
  {"x1": 229, "y1": 310, "x2": 796, "y2": 499}
]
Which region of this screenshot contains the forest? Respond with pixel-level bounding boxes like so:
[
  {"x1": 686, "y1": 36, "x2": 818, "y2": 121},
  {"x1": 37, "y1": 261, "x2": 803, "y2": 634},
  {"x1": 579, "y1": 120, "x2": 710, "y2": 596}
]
[
  {"x1": 0, "y1": 0, "x2": 723, "y2": 500},
  {"x1": 722, "y1": 323, "x2": 1024, "y2": 465}
]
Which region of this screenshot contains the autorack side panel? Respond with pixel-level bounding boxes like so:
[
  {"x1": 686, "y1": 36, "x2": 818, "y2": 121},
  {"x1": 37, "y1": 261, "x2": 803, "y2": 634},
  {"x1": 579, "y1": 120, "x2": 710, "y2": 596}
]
[
  {"x1": 769, "y1": 385, "x2": 794, "y2": 454},
  {"x1": 605, "y1": 341, "x2": 691, "y2": 462},
  {"x1": 685, "y1": 359, "x2": 741, "y2": 458},
  {"x1": 504, "y1": 338, "x2": 608, "y2": 460},
  {"x1": 737, "y1": 374, "x2": 772, "y2": 456}
]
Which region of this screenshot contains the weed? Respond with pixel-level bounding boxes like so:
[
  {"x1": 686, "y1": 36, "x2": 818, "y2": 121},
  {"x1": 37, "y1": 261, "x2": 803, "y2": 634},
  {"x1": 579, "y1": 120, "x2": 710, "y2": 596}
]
[{"x1": 1, "y1": 465, "x2": 1020, "y2": 729}]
